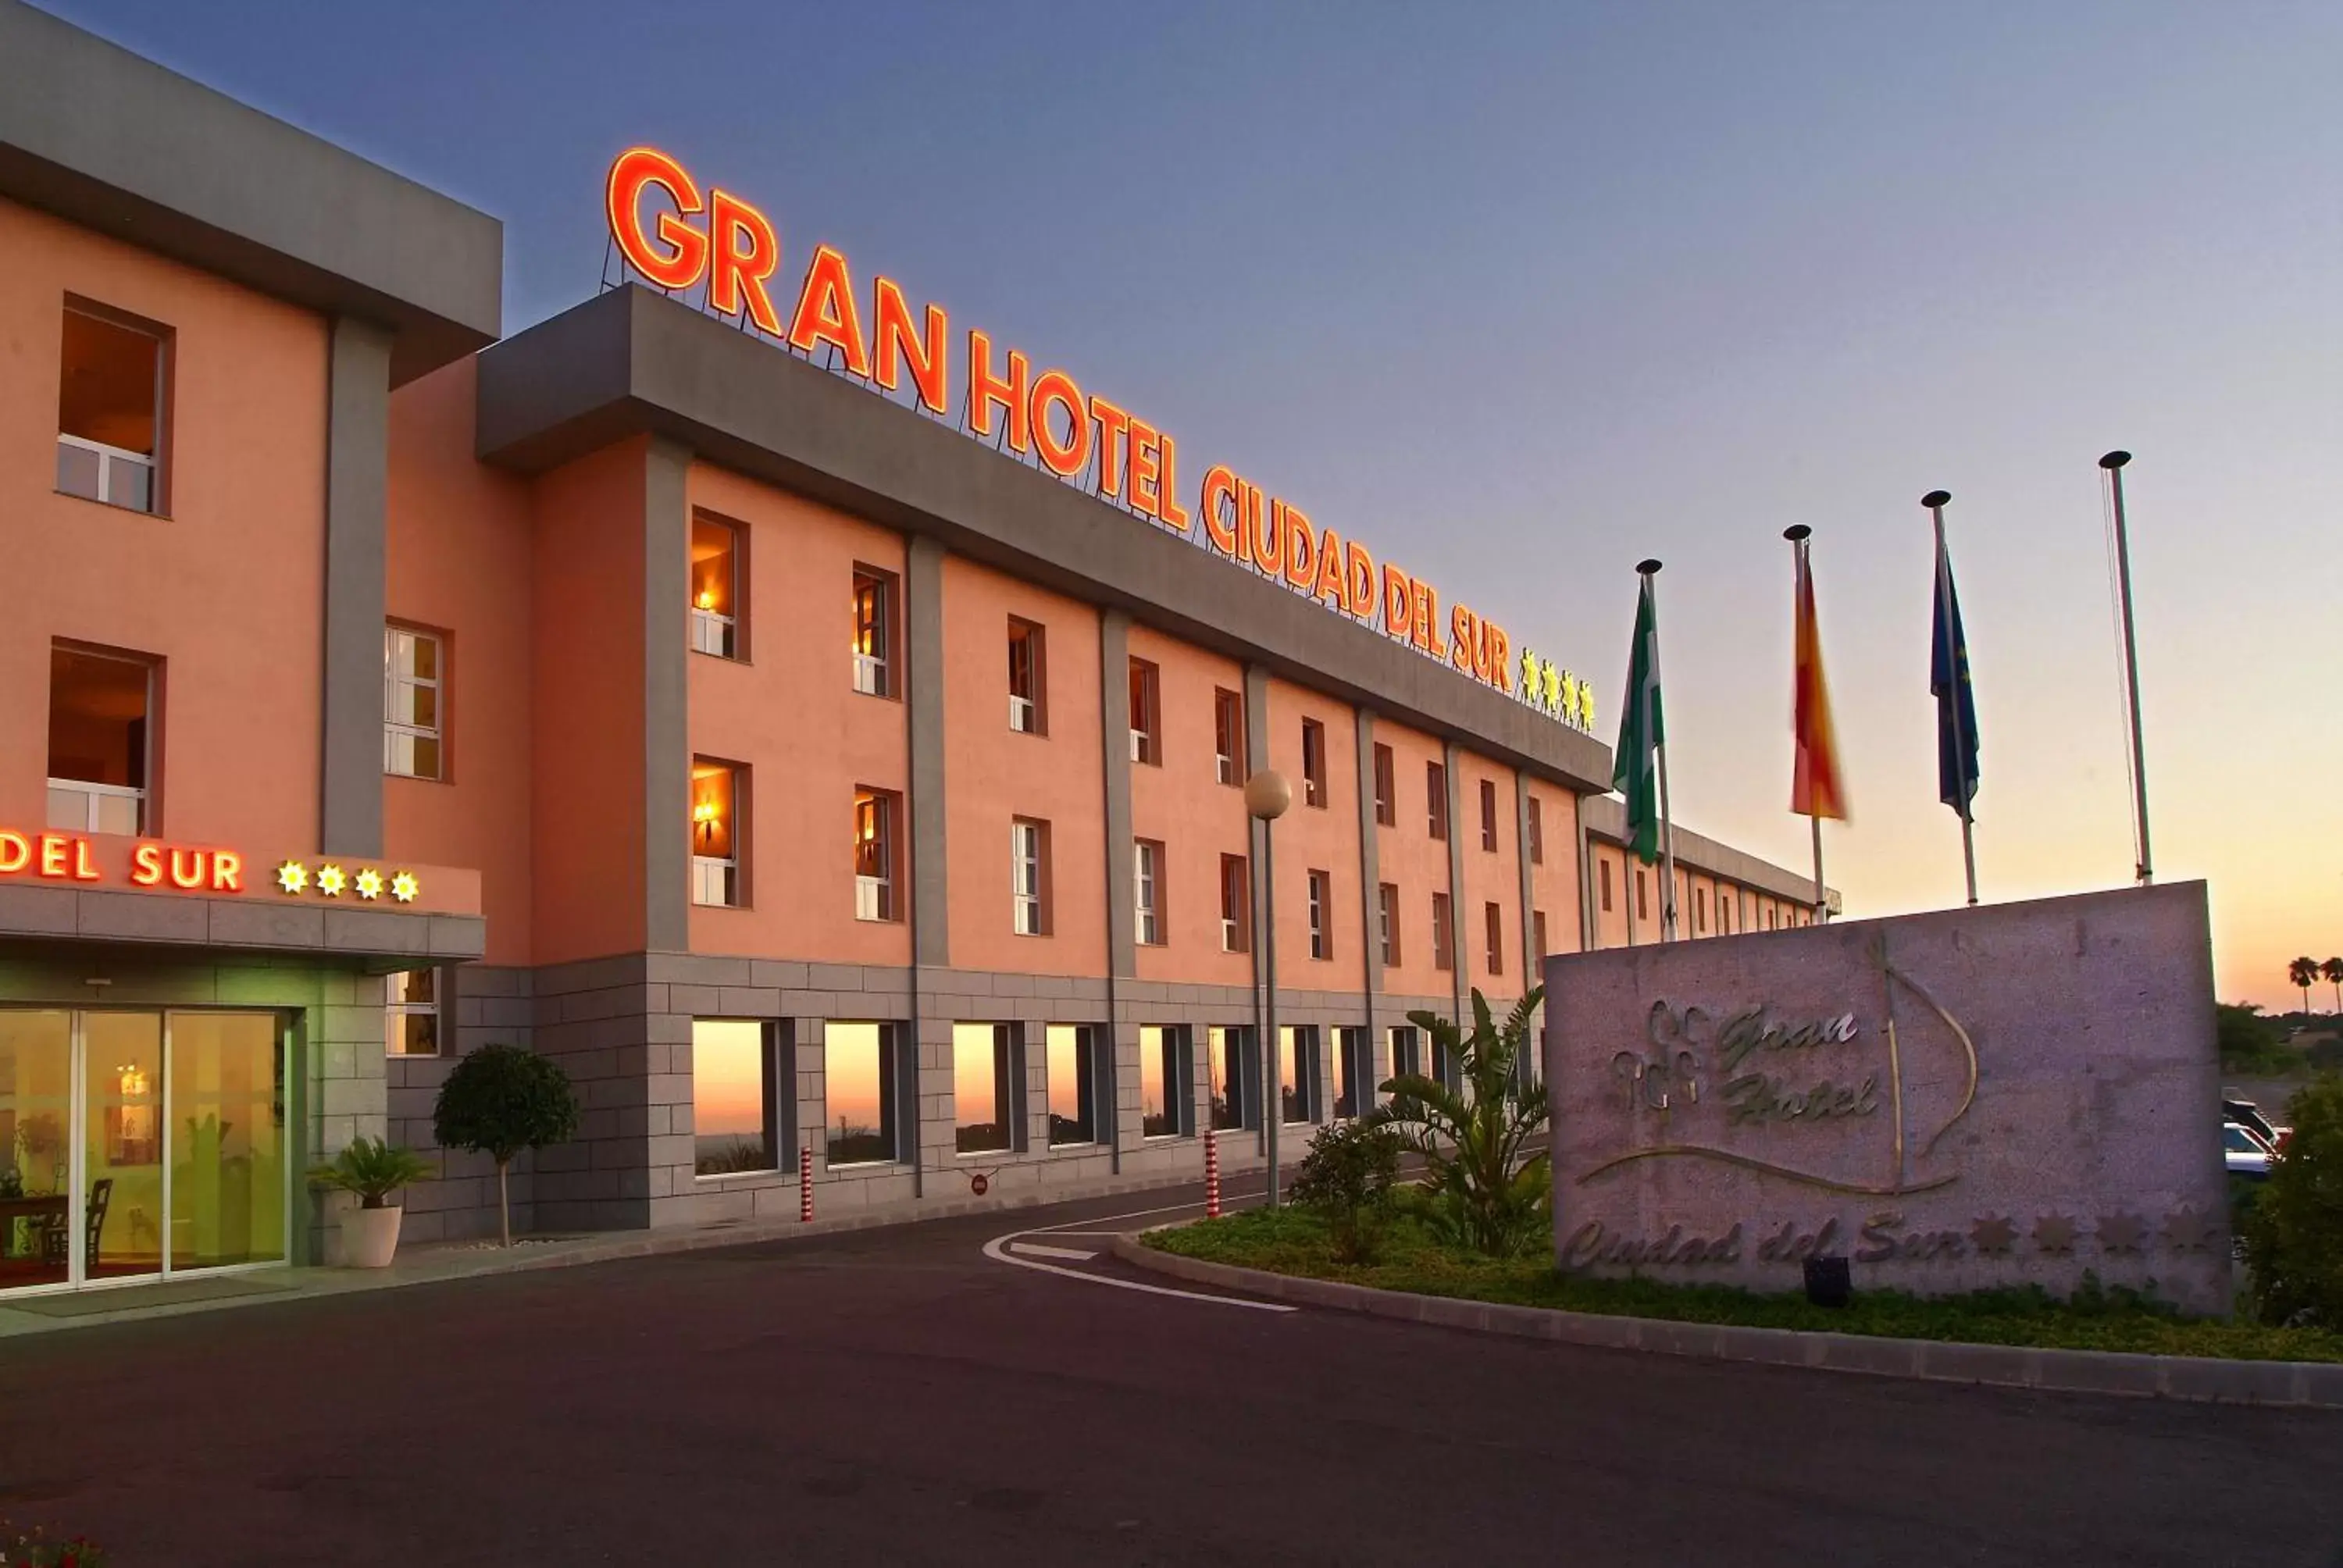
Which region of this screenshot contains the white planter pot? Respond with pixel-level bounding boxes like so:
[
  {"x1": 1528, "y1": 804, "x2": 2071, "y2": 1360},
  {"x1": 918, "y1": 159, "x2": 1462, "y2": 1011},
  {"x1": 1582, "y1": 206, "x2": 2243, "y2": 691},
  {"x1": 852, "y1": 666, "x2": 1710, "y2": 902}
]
[{"x1": 341, "y1": 1204, "x2": 404, "y2": 1269}]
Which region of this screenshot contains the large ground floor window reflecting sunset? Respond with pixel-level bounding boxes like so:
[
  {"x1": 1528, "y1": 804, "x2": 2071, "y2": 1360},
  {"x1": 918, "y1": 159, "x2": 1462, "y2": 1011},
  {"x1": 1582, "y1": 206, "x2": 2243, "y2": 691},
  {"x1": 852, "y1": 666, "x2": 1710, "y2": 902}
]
[
  {"x1": 1334, "y1": 1026, "x2": 1371, "y2": 1120},
  {"x1": 1138, "y1": 1025, "x2": 1190, "y2": 1139},
  {"x1": 1278, "y1": 1026, "x2": 1320, "y2": 1125},
  {"x1": 1206, "y1": 1026, "x2": 1255, "y2": 1132},
  {"x1": 692, "y1": 1019, "x2": 778, "y2": 1178},
  {"x1": 826, "y1": 1021, "x2": 900, "y2": 1167},
  {"x1": 1045, "y1": 1025, "x2": 1100, "y2": 1147},
  {"x1": 953, "y1": 1023, "x2": 1019, "y2": 1155}
]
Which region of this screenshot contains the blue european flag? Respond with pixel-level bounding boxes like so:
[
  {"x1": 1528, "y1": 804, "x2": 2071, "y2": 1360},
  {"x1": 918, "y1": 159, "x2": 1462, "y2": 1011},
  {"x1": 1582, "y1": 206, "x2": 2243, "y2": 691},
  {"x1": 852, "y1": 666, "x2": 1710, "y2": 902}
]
[{"x1": 1930, "y1": 538, "x2": 1979, "y2": 814}]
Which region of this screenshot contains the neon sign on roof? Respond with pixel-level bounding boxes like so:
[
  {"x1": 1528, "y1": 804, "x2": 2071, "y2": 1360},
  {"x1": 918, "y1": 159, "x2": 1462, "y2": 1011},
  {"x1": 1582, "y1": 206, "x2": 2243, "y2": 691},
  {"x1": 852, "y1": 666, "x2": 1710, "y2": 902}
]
[{"x1": 604, "y1": 148, "x2": 1595, "y2": 736}]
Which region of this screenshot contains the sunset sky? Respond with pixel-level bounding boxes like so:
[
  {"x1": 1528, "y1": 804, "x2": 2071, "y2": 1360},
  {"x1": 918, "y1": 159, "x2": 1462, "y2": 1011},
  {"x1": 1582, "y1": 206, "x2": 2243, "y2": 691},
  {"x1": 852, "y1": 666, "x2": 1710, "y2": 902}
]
[{"x1": 53, "y1": 0, "x2": 2342, "y2": 1008}]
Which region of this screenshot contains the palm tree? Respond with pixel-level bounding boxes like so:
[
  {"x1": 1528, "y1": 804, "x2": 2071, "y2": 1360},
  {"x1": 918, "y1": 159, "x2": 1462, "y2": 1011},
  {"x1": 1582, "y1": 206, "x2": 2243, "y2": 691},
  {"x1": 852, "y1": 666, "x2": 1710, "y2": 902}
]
[
  {"x1": 2288, "y1": 957, "x2": 2320, "y2": 1018},
  {"x1": 2324, "y1": 957, "x2": 2343, "y2": 1014}
]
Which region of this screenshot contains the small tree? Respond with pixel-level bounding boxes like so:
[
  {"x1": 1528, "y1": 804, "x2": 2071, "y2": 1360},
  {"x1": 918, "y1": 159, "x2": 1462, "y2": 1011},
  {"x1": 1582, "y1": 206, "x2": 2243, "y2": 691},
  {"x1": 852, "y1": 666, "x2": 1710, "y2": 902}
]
[
  {"x1": 2242, "y1": 1074, "x2": 2343, "y2": 1327},
  {"x1": 1369, "y1": 987, "x2": 1551, "y2": 1257},
  {"x1": 432, "y1": 1045, "x2": 579, "y2": 1246},
  {"x1": 2217, "y1": 1003, "x2": 2291, "y2": 1074},
  {"x1": 2288, "y1": 957, "x2": 2320, "y2": 1019},
  {"x1": 2323, "y1": 957, "x2": 2343, "y2": 1014},
  {"x1": 1289, "y1": 1119, "x2": 1403, "y2": 1263}
]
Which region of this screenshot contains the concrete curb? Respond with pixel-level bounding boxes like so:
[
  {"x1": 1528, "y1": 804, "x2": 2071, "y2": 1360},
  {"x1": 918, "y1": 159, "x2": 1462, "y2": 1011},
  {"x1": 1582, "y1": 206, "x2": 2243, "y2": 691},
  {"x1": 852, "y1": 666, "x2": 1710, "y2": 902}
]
[{"x1": 1109, "y1": 1234, "x2": 2343, "y2": 1409}]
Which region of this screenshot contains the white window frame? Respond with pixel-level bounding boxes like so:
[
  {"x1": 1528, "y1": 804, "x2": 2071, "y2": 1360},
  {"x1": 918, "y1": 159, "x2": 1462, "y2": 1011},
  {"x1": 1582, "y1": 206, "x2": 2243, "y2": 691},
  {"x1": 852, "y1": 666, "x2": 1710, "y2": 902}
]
[
  {"x1": 1007, "y1": 622, "x2": 1043, "y2": 734},
  {"x1": 691, "y1": 606, "x2": 735, "y2": 658},
  {"x1": 1135, "y1": 840, "x2": 1162, "y2": 946},
  {"x1": 855, "y1": 793, "x2": 894, "y2": 922},
  {"x1": 1219, "y1": 856, "x2": 1247, "y2": 953},
  {"x1": 1307, "y1": 870, "x2": 1328, "y2": 960},
  {"x1": 383, "y1": 627, "x2": 444, "y2": 781},
  {"x1": 852, "y1": 572, "x2": 892, "y2": 697},
  {"x1": 55, "y1": 432, "x2": 157, "y2": 512},
  {"x1": 1012, "y1": 821, "x2": 1045, "y2": 935},
  {"x1": 386, "y1": 968, "x2": 441, "y2": 1058}
]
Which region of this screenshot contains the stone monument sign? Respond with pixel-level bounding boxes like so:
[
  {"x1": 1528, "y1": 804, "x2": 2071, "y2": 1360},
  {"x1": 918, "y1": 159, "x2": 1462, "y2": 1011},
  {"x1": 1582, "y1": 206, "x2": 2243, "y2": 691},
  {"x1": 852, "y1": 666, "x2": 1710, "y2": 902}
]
[{"x1": 1543, "y1": 882, "x2": 2229, "y2": 1313}]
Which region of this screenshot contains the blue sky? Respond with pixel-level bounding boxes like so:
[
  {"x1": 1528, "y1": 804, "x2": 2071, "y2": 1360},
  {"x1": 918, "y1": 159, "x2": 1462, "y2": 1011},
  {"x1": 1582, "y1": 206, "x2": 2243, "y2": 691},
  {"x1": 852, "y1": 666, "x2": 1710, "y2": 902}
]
[{"x1": 47, "y1": 0, "x2": 2343, "y2": 1005}]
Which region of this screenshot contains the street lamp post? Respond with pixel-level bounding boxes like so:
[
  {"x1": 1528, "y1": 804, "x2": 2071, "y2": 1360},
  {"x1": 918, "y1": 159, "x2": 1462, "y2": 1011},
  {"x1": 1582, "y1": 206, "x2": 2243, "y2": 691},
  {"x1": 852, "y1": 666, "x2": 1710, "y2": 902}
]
[{"x1": 1243, "y1": 768, "x2": 1293, "y2": 1206}]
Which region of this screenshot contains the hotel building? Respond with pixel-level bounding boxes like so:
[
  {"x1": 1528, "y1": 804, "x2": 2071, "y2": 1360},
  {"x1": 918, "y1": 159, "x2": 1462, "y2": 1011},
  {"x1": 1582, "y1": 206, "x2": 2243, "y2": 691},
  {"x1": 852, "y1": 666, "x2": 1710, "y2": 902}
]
[{"x1": 0, "y1": 3, "x2": 1831, "y2": 1292}]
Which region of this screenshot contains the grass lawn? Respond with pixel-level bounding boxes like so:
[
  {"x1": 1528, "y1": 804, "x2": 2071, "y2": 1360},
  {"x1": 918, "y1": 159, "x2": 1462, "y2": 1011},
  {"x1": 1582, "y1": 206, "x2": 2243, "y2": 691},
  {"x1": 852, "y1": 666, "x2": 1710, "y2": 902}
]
[{"x1": 1147, "y1": 1206, "x2": 2343, "y2": 1364}]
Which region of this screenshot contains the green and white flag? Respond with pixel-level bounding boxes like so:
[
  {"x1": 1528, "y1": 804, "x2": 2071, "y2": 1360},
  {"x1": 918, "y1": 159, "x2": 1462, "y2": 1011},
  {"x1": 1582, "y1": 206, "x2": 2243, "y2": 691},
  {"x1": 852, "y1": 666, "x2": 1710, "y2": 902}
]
[{"x1": 1612, "y1": 575, "x2": 1666, "y2": 864}]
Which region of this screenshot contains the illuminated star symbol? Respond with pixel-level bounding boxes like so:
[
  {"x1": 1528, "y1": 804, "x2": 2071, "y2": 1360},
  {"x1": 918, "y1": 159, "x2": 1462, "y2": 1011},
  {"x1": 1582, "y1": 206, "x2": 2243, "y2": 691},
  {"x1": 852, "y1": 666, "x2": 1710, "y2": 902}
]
[
  {"x1": 1542, "y1": 660, "x2": 1564, "y2": 713},
  {"x1": 1970, "y1": 1214, "x2": 2016, "y2": 1256},
  {"x1": 353, "y1": 868, "x2": 384, "y2": 901},
  {"x1": 1520, "y1": 646, "x2": 1542, "y2": 698},
  {"x1": 2160, "y1": 1206, "x2": 2218, "y2": 1254},
  {"x1": 275, "y1": 860, "x2": 308, "y2": 895},
  {"x1": 1576, "y1": 679, "x2": 1596, "y2": 733},
  {"x1": 2031, "y1": 1214, "x2": 2077, "y2": 1256},
  {"x1": 316, "y1": 864, "x2": 347, "y2": 898},
  {"x1": 2095, "y1": 1213, "x2": 2149, "y2": 1255},
  {"x1": 389, "y1": 871, "x2": 420, "y2": 904}
]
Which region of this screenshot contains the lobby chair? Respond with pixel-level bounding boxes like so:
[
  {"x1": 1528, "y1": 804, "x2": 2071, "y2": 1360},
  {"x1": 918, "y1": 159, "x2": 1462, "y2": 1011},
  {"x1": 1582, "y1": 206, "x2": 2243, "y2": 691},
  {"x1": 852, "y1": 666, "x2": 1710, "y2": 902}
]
[{"x1": 38, "y1": 1178, "x2": 112, "y2": 1274}]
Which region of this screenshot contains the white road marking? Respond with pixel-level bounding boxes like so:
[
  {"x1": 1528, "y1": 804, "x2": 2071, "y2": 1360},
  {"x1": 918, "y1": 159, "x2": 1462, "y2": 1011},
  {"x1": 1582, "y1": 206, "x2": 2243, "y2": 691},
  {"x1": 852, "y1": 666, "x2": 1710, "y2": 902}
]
[
  {"x1": 1026, "y1": 1194, "x2": 1260, "y2": 1234},
  {"x1": 981, "y1": 1220, "x2": 1296, "y2": 1315},
  {"x1": 1007, "y1": 1241, "x2": 1100, "y2": 1262}
]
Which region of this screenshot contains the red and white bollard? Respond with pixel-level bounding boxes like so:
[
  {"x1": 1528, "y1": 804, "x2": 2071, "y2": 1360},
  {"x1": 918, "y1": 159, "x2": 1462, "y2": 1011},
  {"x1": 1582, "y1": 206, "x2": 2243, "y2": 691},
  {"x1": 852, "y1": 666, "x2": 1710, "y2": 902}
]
[
  {"x1": 799, "y1": 1144, "x2": 814, "y2": 1223},
  {"x1": 1204, "y1": 1128, "x2": 1221, "y2": 1219}
]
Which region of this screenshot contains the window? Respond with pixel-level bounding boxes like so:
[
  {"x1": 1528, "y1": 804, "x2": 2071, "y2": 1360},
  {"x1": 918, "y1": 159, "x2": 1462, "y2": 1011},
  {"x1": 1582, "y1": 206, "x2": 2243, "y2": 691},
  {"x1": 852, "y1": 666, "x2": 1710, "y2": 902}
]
[
  {"x1": 953, "y1": 1022, "x2": 1019, "y2": 1154},
  {"x1": 825, "y1": 1021, "x2": 901, "y2": 1165},
  {"x1": 1432, "y1": 892, "x2": 1453, "y2": 971},
  {"x1": 1047, "y1": 1024, "x2": 1100, "y2": 1146},
  {"x1": 1377, "y1": 882, "x2": 1401, "y2": 967},
  {"x1": 1372, "y1": 743, "x2": 1396, "y2": 827},
  {"x1": 1637, "y1": 868, "x2": 1649, "y2": 921},
  {"x1": 1279, "y1": 1026, "x2": 1319, "y2": 1124},
  {"x1": 1207, "y1": 1026, "x2": 1254, "y2": 1130},
  {"x1": 1600, "y1": 858, "x2": 1614, "y2": 913},
  {"x1": 854, "y1": 789, "x2": 898, "y2": 921},
  {"x1": 1696, "y1": 886, "x2": 1708, "y2": 935},
  {"x1": 1479, "y1": 779, "x2": 1498, "y2": 852},
  {"x1": 1335, "y1": 1027, "x2": 1371, "y2": 1120},
  {"x1": 693, "y1": 1018, "x2": 777, "y2": 1176},
  {"x1": 1389, "y1": 1025, "x2": 1421, "y2": 1082},
  {"x1": 1129, "y1": 658, "x2": 1161, "y2": 764},
  {"x1": 48, "y1": 644, "x2": 152, "y2": 834},
  {"x1": 383, "y1": 627, "x2": 444, "y2": 781},
  {"x1": 1485, "y1": 901, "x2": 1503, "y2": 975},
  {"x1": 1011, "y1": 818, "x2": 1051, "y2": 935},
  {"x1": 690, "y1": 515, "x2": 740, "y2": 658},
  {"x1": 1135, "y1": 839, "x2": 1164, "y2": 946},
  {"x1": 1307, "y1": 869, "x2": 1331, "y2": 960},
  {"x1": 1214, "y1": 687, "x2": 1245, "y2": 786},
  {"x1": 851, "y1": 568, "x2": 895, "y2": 697},
  {"x1": 1533, "y1": 910, "x2": 1549, "y2": 965},
  {"x1": 1218, "y1": 853, "x2": 1250, "y2": 953},
  {"x1": 1140, "y1": 1025, "x2": 1190, "y2": 1139},
  {"x1": 691, "y1": 760, "x2": 742, "y2": 907},
  {"x1": 386, "y1": 968, "x2": 439, "y2": 1057},
  {"x1": 56, "y1": 302, "x2": 165, "y2": 514},
  {"x1": 1527, "y1": 796, "x2": 1544, "y2": 864},
  {"x1": 1427, "y1": 761, "x2": 1448, "y2": 840},
  {"x1": 1301, "y1": 718, "x2": 1327, "y2": 807},
  {"x1": 1007, "y1": 618, "x2": 1047, "y2": 733}
]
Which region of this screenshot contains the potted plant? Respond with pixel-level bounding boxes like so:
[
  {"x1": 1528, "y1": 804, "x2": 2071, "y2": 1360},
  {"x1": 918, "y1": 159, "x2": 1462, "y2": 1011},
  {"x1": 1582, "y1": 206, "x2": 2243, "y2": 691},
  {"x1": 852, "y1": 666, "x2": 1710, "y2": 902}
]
[{"x1": 308, "y1": 1137, "x2": 435, "y2": 1267}]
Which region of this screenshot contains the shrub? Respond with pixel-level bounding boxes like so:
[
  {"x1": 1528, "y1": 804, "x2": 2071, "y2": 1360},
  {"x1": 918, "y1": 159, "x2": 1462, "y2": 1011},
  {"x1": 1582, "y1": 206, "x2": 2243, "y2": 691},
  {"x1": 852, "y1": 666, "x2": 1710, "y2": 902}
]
[
  {"x1": 308, "y1": 1137, "x2": 435, "y2": 1209},
  {"x1": 2243, "y1": 1074, "x2": 2343, "y2": 1326},
  {"x1": 1, "y1": 1520, "x2": 105, "y2": 1566},
  {"x1": 1289, "y1": 1120, "x2": 1402, "y2": 1262},
  {"x1": 432, "y1": 1045, "x2": 580, "y2": 1247},
  {"x1": 2218, "y1": 1002, "x2": 2295, "y2": 1075},
  {"x1": 1368, "y1": 987, "x2": 1551, "y2": 1257}
]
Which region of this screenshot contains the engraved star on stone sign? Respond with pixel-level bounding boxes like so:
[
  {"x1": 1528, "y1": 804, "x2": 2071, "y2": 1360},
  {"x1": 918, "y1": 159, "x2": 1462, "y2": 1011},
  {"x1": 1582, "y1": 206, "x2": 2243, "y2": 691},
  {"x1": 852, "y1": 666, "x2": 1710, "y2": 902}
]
[
  {"x1": 2031, "y1": 1215, "x2": 2077, "y2": 1256},
  {"x1": 2160, "y1": 1207, "x2": 2218, "y2": 1253},
  {"x1": 2095, "y1": 1213, "x2": 2149, "y2": 1255},
  {"x1": 1970, "y1": 1215, "x2": 2016, "y2": 1256}
]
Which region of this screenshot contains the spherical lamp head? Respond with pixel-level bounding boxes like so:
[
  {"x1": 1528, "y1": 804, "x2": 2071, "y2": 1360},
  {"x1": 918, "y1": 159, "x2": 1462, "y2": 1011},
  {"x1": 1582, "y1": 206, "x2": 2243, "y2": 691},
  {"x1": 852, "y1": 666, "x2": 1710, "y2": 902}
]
[{"x1": 1243, "y1": 770, "x2": 1293, "y2": 821}]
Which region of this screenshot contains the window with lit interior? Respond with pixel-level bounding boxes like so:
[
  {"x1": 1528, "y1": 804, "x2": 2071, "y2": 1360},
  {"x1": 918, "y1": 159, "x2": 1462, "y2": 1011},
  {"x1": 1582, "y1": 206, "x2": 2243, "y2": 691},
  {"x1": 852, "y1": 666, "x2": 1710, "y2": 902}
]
[
  {"x1": 48, "y1": 643, "x2": 152, "y2": 835},
  {"x1": 690, "y1": 515, "x2": 740, "y2": 658},
  {"x1": 1007, "y1": 618, "x2": 1047, "y2": 734},
  {"x1": 855, "y1": 789, "x2": 898, "y2": 921},
  {"x1": 851, "y1": 567, "x2": 895, "y2": 697},
  {"x1": 691, "y1": 760, "x2": 742, "y2": 907},
  {"x1": 56, "y1": 302, "x2": 166, "y2": 514}
]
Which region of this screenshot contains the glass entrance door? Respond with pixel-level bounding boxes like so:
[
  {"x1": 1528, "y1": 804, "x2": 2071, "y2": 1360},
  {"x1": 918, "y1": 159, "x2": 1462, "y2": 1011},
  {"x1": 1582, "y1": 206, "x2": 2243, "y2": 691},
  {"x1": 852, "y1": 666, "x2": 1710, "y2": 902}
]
[{"x1": 0, "y1": 1009, "x2": 285, "y2": 1294}]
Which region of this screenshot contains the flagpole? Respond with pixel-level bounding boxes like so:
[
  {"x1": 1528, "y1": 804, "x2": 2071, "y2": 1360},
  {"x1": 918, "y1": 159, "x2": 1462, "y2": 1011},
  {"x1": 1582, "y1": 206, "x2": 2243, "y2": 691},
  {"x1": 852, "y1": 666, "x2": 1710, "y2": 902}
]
[
  {"x1": 1924, "y1": 490, "x2": 1978, "y2": 907},
  {"x1": 2099, "y1": 450, "x2": 2152, "y2": 887},
  {"x1": 1785, "y1": 525, "x2": 1828, "y2": 924},
  {"x1": 1637, "y1": 558, "x2": 1680, "y2": 940}
]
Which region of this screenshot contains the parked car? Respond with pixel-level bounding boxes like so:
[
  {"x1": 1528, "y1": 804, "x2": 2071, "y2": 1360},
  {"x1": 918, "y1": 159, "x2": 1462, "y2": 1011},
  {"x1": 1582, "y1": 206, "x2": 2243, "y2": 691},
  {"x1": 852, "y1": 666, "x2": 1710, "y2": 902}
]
[
  {"x1": 2224, "y1": 1121, "x2": 2273, "y2": 1179},
  {"x1": 2224, "y1": 1096, "x2": 2291, "y2": 1150}
]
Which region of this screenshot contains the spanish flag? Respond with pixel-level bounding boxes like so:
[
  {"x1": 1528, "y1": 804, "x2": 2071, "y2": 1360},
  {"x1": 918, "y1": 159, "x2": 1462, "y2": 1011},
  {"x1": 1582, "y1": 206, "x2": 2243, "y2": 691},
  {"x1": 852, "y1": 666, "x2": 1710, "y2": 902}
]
[{"x1": 1791, "y1": 538, "x2": 1848, "y2": 820}]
